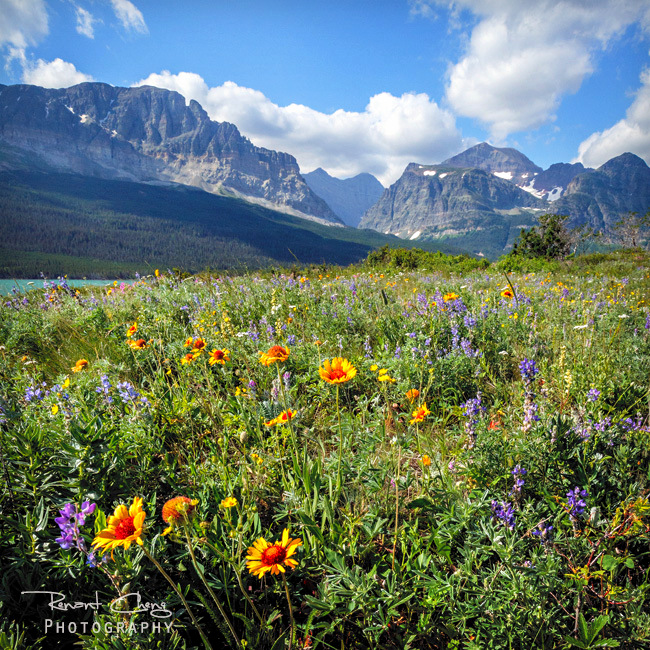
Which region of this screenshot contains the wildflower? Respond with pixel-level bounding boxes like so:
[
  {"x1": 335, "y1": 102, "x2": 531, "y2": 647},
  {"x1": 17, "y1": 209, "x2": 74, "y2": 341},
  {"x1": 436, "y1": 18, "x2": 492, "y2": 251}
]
[
  {"x1": 259, "y1": 345, "x2": 290, "y2": 366},
  {"x1": 96, "y1": 374, "x2": 113, "y2": 403},
  {"x1": 55, "y1": 501, "x2": 96, "y2": 551},
  {"x1": 378, "y1": 373, "x2": 396, "y2": 383},
  {"x1": 184, "y1": 336, "x2": 194, "y2": 347},
  {"x1": 501, "y1": 288, "x2": 514, "y2": 299},
  {"x1": 155, "y1": 269, "x2": 160, "y2": 277},
  {"x1": 370, "y1": 364, "x2": 378, "y2": 372},
  {"x1": 92, "y1": 497, "x2": 145, "y2": 555},
  {"x1": 461, "y1": 393, "x2": 484, "y2": 446},
  {"x1": 161, "y1": 496, "x2": 199, "y2": 536},
  {"x1": 72, "y1": 359, "x2": 88, "y2": 373},
  {"x1": 511, "y1": 465, "x2": 527, "y2": 494},
  {"x1": 265, "y1": 409, "x2": 297, "y2": 427},
  {"x1": 192, "y1": 338, "x2": 207, "y2": 352},
  {"x1": 566, "y1": 487, "x2": 588, "y2": 520},
  {"x1": 51, "y1": 404, "x2": 59, "y2": 415},
  {"x1": 421, "y1": 455, "x2": 431, "y2": 467},
  {"x1": 127, "y1": 338, "x2": 147, "y2": 350},
  {"x1": 246, "y1": 528, "x2": 302, "y2": 578},
  {"x1": 181, "y1": 353, "x2": 195, "y2": 365},
  {"x1": 532, "y1": 522, "x2": 553, "y2": 544},
  {"x1": 443, "y1": 292, "x2": 459, "y2": 302},
  {"x1": 319, "y1": 357, "x2": 357, "y2": 384},
  {"x1": 491, "y1": 500, "x2": 516, "y2": 530},
  {"x1": 587, "y1": 388, "x2": 601, "y2": 402},
  {"x1": 406, "y1": 389, "x2": 420, "y2": 402},
  {"x1": 410, "y1": 402, "x2": 430, "y2": 424},
  {"x1": 209, "y1": 349, "x2": 230, "y2": 365},
  {"x1": 126, "y1": 322, "x2": 138, "y2": 337},
  {"x1": 220, "y1": 497, "x2": 238, "y2": 509}
]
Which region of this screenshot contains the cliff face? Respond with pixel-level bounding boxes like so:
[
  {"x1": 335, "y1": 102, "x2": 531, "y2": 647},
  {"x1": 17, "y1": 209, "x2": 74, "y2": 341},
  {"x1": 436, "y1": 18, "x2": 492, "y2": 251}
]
[
  {"x1": 553, "y1": 153, "x2": 650, "y2": 230},
  {"x1": 0, "y1": 82, "x2": 341, "y2": 224},
  {"x1": 303, "y1": 167, "x2": 384, "y2": 227},
  {"x1": 360, "y1": 163, "x2": 544, "y2": 239}
]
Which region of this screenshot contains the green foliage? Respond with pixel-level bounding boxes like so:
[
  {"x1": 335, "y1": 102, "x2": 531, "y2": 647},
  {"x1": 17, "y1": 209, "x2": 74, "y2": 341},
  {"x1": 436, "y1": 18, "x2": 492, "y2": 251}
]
[
  {"x1": 365, "y1": 244, "x2": 489, "y2": 273},
  {"x1": 510, "y1": 213, "x2": 572, "y2": 260},
  {"x1": 1, "y1": 258, "x2": 650, "y2": 648}
]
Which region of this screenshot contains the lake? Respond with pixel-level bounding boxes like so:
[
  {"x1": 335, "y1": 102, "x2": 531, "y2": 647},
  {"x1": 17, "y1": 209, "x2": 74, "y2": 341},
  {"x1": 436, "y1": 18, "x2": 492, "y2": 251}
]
[{"x1": 0, "y1": 279, "x2": 132, "y2": 296}]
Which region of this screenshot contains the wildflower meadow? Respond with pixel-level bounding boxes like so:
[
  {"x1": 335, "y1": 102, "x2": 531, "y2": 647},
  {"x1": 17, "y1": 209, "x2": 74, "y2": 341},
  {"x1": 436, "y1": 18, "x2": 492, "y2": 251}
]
[{"x1": 1, "y1": 251, "x2": 650, "y2": 649}]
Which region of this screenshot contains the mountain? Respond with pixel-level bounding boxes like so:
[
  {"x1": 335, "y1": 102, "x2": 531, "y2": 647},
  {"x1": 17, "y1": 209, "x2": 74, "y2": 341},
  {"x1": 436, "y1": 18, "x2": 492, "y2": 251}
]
[
  {"x1": 303, "y1": 168, "x2": 384, "y2": 227},
  {"x1": 553, "y1": 153, "x2": 650, "y2": 231},
  {"x1": 0, "y1": 82, "x2": 341, "y2": 225},
  {"x1": 520, "y1": 162, "x2": 593, "y2": 202},
  {"x1": 442, "y1": 142, "x2": 542, "y2": 187},
  {"x1": 359, "y1": 162, "x2": 545, "y2": 258}
]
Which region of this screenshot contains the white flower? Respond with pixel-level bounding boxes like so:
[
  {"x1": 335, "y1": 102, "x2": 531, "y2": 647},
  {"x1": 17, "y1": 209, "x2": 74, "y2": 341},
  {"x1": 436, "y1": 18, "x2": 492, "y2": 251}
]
[{"x1": 574, "y1": 324, "x2": 588, "y2": 330}]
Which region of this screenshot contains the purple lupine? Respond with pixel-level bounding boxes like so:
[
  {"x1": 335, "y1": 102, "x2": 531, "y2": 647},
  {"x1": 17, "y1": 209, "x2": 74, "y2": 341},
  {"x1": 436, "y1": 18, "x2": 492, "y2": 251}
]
[
  {"x1": 116, "y1": 381, "x2": 148, "y2": 408},
  {"x1": 511, "y1": 465, "x2": 527, "y2": 495},
  {"x1": 96, "y1": 375, "x2": 113, "y2": 403},
  {"x1": 587, "y1": 388, "x2": 601, "y2": 402},
  {"x1": 520, "y1": 358, "x2": 540, "y2": 433},
  {"x1": 566, "y1": 487, "x2": 588, "y2": 520},
  {"x1": 461, "y1": 392, "x2": 484, "y2": 448},
  {"x1": 532, "y1": 522, "x2": 553, "y2": 544},
  {"x1": 55, "y1": 501, "x2": 96, "y2": 551},
  {"x1": 491, "y1": 500, "x2": 516, "y2": 530}
]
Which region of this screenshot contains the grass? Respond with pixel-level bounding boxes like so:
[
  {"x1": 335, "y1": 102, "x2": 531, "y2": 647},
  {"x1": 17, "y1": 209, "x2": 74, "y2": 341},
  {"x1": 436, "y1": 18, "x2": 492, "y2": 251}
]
[{"x1": 1, "y1": 251, "x2": 649, "y2": 649}]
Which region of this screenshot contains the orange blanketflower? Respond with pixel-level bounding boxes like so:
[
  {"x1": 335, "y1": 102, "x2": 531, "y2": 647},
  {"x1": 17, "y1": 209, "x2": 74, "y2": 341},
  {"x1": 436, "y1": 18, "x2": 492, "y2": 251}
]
[
  {"x1": 246, "y1": 528, "x2": 302, "y2": 578},
  {"x1": 265, "y1": 409, "x2": 297, "y2": 427},
  {"x1": 72, "y1": 359, "x2": 88, "y2": 373},
  {"x1": 92, "y1": 497, "x2": 146, "y2": 556},
  {"x1": 192, "y1": 338, "x2": 206, "y2": 352},
  {"x1": 259, "y1": 345, "x2": 290, "y2": 366},
  {"x1": 127, "y1": 338, "x2": 147, "y2": 350},
  {"x1": 410, "y1": 402, "x2": 431, "y2": 424},
  {"x1": 161, "y1": 496, "x2": 199, "y2": 536},
  {"x1": 184, "y1": 337, "x2": 194, "y2": 347},
  {"x1": 443, "y1": 292, "x2": 459, "y2": 302},
  {"x1": 180, "y1": 353, "x2": 195, "y2": 365},
  {"x1": 319, "y1": 357, "x2": 357, "y2": 384},
  {"x1": 209, "y1": 349, "x2": 230, "y2": 365},
  {"x1": 126, "y1": 322, "x2": 138, "y2": 337},
  {"x1": 501, "y1": 288, "x2": 514, "y2": 299},
  {"x1": 406, "y1": 389, "x2": 420, "y2": 402}
]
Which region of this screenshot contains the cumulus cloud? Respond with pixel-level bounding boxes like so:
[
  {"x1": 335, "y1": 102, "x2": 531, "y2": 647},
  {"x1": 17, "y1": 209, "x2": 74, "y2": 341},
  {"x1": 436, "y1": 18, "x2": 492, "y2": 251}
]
[
  {"x1": 134, "y1": 71, "x2": 467, "y2": 185},
  {"x1": 0, "y1": 0, "x2": 48, "y2": 49},
  {"x1": 75, "y1": 5, "x2": 97, "y2": 39},
  {"x1": 419, "y1": 0, "x2": 650, "y2": 140},
  {"x1": 22, "y1": 57, "x2": 93, "y2": 88},
  {"x1": 110, "y1": 0, "x2": 147, "y2": 34},
  {"x1": 576, "y1": 69, "x2": 650, "y2": 168}
]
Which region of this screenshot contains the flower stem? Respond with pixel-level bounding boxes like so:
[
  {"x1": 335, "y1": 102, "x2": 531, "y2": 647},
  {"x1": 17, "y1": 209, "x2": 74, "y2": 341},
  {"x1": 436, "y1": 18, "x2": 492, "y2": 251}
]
[
  {"x1": 142, "y1": 546, "x2": 214, "y2": 650},
  {"x1": 184, "y1": 527, "x2": 242, "y2": 647},
  {"x1": 282, "y1": 572, "x2": 295, "y2": 650},
  {"x1": 335, "y1": 385, "x2": 344, "y2": 499}
]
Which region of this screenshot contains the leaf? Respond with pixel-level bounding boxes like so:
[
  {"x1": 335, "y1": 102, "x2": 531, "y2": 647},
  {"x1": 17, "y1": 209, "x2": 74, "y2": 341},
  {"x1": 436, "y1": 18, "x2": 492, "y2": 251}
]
[
  {"x1": 406, "y1": 498, "x2": 435, "y2": 510},
  {"x1": 602, "y1": 555, "x2": 617, "y2": 571},
  {"x1": 624, "y1": 557, "x2": 634, "y2": 569}
]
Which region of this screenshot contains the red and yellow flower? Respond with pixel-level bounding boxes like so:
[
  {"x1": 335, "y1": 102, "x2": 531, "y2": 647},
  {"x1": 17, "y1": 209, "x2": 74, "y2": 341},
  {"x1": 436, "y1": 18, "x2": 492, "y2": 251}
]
[
  {"x1": 264, "y1": 409, "x2": 297, "y2": 427},
  {"x1": 161, "y1": 496, "x2": 199, "y2": 536},
  {"x1": 410, "y1": 402, "x2": 431, "y2": 425},
  {"x1": 443, "y1": 292, "x2": 459, "y2": 302},
  {"x1": 209, "y1": 349, "x2": 230, "y2": 365},
  {"x1": 126, "y1": 322, "x2": 138, "y2": 337},
  {"x1": 318, "y1": 357, "x2": 357, "y2": 384},
  {"x1": 259, "y1": 345, "x2": 290, "y2": 366},
  {"x1": 127, "y1": 338, "x2": 147, "y2": 350},
  {"x1": 92, "y1": 497, "x2": 146, "y2": 556},
  {"x1": 246, "y1": 528, "x2": 302, "y2": 578},
  {"x1": 501, "y1": 288, "x2": 514, "y2": 299},
  {"x1": 406, "y1": 389, "x2": 420, "y2": 402}
]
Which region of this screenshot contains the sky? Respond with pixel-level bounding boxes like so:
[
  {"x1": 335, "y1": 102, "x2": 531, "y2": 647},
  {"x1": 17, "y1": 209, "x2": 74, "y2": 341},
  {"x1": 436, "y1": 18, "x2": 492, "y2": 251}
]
[{"x1": 1, "y1": 0, "x2": 650, "y2": 186}]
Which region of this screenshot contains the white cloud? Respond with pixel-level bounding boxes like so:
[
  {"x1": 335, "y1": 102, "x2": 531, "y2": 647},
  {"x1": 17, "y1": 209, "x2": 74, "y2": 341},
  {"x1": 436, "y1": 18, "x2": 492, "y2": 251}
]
[
  {"x1": 134, "y1": 71, "x2": 467, "y2": 185},
  {"x1": 22, "y1": 57, "x2": 93, "y2": 88},
  {"x1": 75, "y1": 5, "x2": 97, "y2": 39},
  {"x1": 0, "y1": 0, "x2": 48, "y2": 49},
  {"x1": 109, "y1": 0, "x2": 147, "y2": 34},
  {"x1": 419, "y1": 0, "x2": 650, "y2": 139},
  {"x1": 576, "y1": 69, "x2": 650, "y2": 168}
]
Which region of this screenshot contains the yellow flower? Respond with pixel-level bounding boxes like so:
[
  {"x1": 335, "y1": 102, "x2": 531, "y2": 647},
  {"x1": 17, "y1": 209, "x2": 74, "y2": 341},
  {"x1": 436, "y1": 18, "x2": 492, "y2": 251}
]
[
  {"x1": 180, "y1": 353, "x2": 195, "y2": 365},
  {"x1": 184, "y1": 336, "x2": 194, "y2": 347},
  {"x1": 92, "y1": 497, "x2": 146, "y2": 556},
  {"x1": 51, "y1": 404, "x2": 59, "y2": 415},
  {"x1": 72, "y1": 359, "x2": 88, "y2": 373},
  {"x1": 126, "y1": 322, "x2": 138, "y2": 337},
  {"x1": 208, "y1": 349, "x2": 230, "y2": 365},
  {"x1": 370, "y1": 364, "x2": 378, "y2": 372},
  {"x1": 220, "y1": 497, "x2": 238, "y2": 509},
  {"x1": 161, "y1": 497, "x2": 198, "y2": 536},
  {"x1": 265, "y1": 409, "x2": 297, "y2": 427},
  {"x1": 443, "y1": 292, "x2": 459, "y2": 302},
  {"x1": 155, "y1": 269, "x2": 160, "y2": 277},
  {"x1": 378, "y1": 374, "x2": 396, "y2": 383},
  {"x1": 421, "y1": 454, "x2": 431, "y2": 467},
  {"x1": 410, "y1": 402, "x2": 431, "y2": 424},
  {"x1": 259, "y1": 345, "x2": 290, "y2": 366},
  {"x1": 246, "y1": 528, "x2": 302, "y2": 578},
  {"x1": 319, "y1": 357, "x2": 357, "y2": 384},
  {"x1": 501, "y1": 288, "x2": 514, "y2": 299},
  {"x1": 191, "y1": 338, "x2": 206, "y2": 352}
]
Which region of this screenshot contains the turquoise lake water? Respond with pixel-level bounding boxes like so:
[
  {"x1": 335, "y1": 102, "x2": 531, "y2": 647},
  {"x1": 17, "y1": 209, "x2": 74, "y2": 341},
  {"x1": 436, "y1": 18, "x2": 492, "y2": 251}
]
[{"x1": 0, "y1": 279, "x2": 130, "y2": 295}]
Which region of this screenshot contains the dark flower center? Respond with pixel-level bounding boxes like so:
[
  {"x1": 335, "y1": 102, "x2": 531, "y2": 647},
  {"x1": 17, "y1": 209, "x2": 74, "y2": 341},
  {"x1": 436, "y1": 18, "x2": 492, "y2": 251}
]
[{"x1": 261, "y1": 544, "x2": 287, "y2": 566}]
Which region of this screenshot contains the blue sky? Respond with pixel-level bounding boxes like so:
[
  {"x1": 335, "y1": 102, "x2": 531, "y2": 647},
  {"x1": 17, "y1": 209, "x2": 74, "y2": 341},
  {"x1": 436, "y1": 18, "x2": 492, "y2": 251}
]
[{"x1": 1, "y1": 0, "x2": 649, "y2": 185}]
